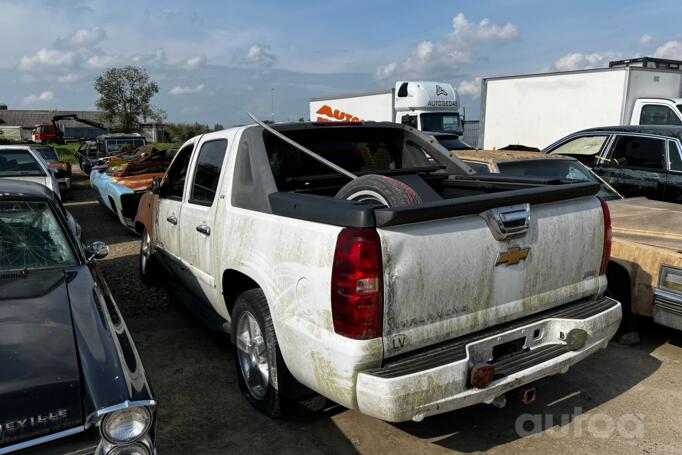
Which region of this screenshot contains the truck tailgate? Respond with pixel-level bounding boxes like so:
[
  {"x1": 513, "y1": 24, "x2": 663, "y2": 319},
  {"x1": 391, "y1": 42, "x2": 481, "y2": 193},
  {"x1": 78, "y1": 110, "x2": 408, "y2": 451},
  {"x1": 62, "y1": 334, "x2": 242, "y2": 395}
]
[{"x1": 379, "y1": 196, "x2": 605, "y2": 357}]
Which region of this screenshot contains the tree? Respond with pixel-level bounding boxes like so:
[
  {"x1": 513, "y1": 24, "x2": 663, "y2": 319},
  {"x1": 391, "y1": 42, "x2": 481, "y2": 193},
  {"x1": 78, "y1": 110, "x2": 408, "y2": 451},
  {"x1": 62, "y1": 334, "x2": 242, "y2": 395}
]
[
  {"x1": 94, "y1": 66, "x2": 160, "y2": 133},
  {"x1": 164, "y1": 122, "x2": 210, "y2": 142}
]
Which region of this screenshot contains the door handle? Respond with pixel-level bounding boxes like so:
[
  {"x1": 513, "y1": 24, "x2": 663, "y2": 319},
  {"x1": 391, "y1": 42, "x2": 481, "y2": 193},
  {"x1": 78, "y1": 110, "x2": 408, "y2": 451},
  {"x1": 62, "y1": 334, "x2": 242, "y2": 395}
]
[
  {"x1": 166, "y1": 215, "x2": 178, "y2": 225},
  {"x1": 196, "y1": 224, "x2": 211, "y2": 236}
]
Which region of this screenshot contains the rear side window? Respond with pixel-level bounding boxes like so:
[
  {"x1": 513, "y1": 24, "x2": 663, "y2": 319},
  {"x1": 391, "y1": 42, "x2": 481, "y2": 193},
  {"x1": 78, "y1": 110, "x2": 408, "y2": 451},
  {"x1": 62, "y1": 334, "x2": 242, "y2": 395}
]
[
  {"x1": 669, "y1": 141, "x2": 682, "y2": 171},
  {"x1": 609, "y1": 135, "x2": 666, "y2": 170},
  {"x1": 640, "y1": 105, "x2": 682, "y2": 126},
  {"x1": 190, "y1": 140, "x2": 228, "y2": 206},
  {"x1": 162, "y1": 145, "x2": 194, "y2": 200}
]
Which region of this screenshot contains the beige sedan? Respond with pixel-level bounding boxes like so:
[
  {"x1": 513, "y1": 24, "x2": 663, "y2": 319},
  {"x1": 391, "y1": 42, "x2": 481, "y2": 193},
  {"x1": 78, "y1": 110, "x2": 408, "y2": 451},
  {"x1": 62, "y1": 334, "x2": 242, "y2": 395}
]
[{"x1": 454, "y1": 149, "x2": 682, "y2": 332}]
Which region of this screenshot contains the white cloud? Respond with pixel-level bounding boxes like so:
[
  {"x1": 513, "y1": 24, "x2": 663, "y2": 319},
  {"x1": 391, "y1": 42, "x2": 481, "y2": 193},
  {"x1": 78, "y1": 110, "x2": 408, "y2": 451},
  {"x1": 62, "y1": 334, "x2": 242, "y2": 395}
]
[
  {"x1": 18, "y1": 48, "x2": 76, "y2": 71},
  {"x1": 457, "y1": 77, "x2": 482, "y2": 98},
  {"x1": 55, "y1": 27, "x2": 107, "y2": 49},
  {"x1": 545, "y1": 51, "x2": 620, "y2": 72},
  {"x1": 377, "y1": 13, "x2": 519, "y2": 80},
  {"x1": 375, "y1": 62, "x2": 397, "y2": 80},
  {"x1": 169, "y1": 84, "x2": 205, "y2": 95},
  {"x1": 22, "y1": 90, "x2": 55, "y2": 105},
  {"x1": 640, "y1": 33, "x2": 654, "y2": 46},
  {"x1": 56, "y1": 73, "x2": 82, "y2": 83},
  {"x1": 186, "y1": 55, "x2": 207, "y2": 69},
  {"x1": 654, "y1": 40, "x2": 682, "y2": 59},
  {"x1": 131, "y1": 49, "x2": 167, "y2": 66},
  {"x1": 84, "y1": 53, "x2": 118, "y2": 69},
  {"x1": 237, "y1": 44, "x2": 276, "y2": 67}
]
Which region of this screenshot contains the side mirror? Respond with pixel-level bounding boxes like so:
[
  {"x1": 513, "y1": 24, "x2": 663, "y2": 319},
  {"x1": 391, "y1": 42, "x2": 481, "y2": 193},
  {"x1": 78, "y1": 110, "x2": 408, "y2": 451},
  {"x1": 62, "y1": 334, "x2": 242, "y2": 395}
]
[
  {"x1": 401, "y1": 114, "x2": 418, "y2": 129},
  {"x1": 151, "y1": 176, "x2": 161, "y2": 195},
  {"x1": 85, "y1": 240, "x2": 109, "y2": 261}
]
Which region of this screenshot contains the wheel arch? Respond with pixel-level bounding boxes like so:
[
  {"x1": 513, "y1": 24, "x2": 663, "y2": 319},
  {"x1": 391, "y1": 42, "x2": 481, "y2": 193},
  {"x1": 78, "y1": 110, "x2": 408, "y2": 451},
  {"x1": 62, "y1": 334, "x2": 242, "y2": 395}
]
[
  {"x1": 606, "y1": 260, "x2": 632, "y2": 308},
  {"x1": 222, "y1": 269, "x2": 263, "y2": 328}
]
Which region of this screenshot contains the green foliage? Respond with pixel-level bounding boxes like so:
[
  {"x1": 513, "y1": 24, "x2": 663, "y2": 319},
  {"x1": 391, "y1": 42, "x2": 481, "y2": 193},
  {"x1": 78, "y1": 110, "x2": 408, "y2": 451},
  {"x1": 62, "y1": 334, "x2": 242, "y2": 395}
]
[
  {"x1": 136, "y1": 142, "x2": 181, "y2": 154},
  {"x1": 94, "y1": 66, "x2": 161, "y2": 133},
  {"x1": 164, "y1": 122, "x2": 210, "y2": 142},
  {"x1": 52, "y1": 143, "x2": 80, "y2": 164}
]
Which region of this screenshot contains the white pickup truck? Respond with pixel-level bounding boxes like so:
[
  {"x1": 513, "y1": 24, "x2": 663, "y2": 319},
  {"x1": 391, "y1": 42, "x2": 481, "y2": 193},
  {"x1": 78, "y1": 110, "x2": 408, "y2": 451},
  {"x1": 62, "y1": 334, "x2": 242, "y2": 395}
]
[{"x1": 134, "y1": 121, "x2": 621, "y2": 422}]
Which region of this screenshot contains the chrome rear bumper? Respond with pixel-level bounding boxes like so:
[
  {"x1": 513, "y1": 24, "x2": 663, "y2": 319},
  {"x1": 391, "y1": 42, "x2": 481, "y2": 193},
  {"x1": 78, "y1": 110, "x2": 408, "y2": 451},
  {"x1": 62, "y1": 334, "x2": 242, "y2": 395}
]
[{"x1": 356, "y1": 296, "x2": 621, "y2": 422}]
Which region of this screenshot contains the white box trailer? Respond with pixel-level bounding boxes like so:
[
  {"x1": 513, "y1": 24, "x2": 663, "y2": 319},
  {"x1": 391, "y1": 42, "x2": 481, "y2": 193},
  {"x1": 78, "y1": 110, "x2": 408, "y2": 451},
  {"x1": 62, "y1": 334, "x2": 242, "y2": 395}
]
[
  {"x1": 310, "y1": 81, "x2": 464, "y2": 135},
  {"x1": 480, "y1": 57, "x2": 682, "y2": 150}
]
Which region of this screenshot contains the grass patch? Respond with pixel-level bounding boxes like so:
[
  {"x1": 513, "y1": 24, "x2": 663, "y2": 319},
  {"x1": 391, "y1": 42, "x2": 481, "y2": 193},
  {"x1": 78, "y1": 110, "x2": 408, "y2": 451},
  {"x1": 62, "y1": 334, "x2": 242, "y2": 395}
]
[{"x1": 51, "y1": 143, "x2": 80, "y2": 165}]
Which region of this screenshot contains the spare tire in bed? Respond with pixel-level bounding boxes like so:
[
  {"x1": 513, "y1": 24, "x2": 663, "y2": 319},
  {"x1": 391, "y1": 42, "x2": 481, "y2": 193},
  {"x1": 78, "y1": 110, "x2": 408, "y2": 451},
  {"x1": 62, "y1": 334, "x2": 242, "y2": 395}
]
[{"x1": 335, "y1": 175, "x2": 422, "y2": 207}]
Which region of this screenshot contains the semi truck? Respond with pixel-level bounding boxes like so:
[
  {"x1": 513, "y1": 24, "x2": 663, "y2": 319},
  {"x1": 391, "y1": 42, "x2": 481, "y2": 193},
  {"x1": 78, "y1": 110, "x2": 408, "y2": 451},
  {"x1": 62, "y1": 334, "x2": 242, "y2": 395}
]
[
  {"x1": 480, "y1": 57, "x2": 682, "y2": 150},
  {"x1": 310, "y1": 81, "x2": 464, "y2": 135}
]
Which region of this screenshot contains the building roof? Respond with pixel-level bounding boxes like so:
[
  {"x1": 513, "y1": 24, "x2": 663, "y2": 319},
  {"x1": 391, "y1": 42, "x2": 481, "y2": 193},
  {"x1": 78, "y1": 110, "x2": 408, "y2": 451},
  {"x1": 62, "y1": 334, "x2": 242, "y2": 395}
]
[{"x1": 0, "y1": 109, "x2": 110, "y2": 129}]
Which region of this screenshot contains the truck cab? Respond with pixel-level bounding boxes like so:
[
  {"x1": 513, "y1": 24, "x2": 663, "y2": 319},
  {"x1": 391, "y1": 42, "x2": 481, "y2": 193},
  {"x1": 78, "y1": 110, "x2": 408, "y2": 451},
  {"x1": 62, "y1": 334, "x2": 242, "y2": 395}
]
[
  {"x1": 631, "y1": 98, "x2": 682, "y2": 126},
  {"x1": 393, "y1": 81, "x2": 464, "y2": 135},
  {"x1": 32, "y1": 124, "x2": 59, "y2": 144}
]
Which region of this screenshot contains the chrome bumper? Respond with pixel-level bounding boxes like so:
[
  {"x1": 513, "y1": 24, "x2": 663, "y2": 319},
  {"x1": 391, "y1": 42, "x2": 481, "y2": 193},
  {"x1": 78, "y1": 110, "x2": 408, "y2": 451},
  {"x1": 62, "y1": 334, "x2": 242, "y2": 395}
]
[
  {"x1": 356, "y1": 296, "x2": 621, "y2": 422},
  {"x1": 653, "y1": 288, "x2": 682, "y2": 331}
]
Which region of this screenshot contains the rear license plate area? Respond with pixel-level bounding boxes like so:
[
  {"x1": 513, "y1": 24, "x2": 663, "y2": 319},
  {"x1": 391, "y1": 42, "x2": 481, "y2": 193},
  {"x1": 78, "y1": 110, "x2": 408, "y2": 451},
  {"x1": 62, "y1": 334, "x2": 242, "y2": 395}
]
[{"x1": 491, "y1": 336, "x2": 527, "y2": 363}]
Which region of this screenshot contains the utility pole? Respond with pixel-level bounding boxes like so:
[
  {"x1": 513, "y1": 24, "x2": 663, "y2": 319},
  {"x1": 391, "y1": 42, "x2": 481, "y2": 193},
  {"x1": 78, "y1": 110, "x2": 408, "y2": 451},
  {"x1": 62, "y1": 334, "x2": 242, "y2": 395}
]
[{"x1": 271, "y1": 88, "x2": 275, "y2": 123}]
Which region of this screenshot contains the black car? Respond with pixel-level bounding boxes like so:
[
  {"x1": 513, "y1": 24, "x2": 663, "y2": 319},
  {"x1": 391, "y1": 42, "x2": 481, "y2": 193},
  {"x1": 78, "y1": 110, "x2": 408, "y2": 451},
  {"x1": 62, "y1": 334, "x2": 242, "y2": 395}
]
[
  {"x1": 75, "y1": 134, "x2": 147, "y2": 176},
  {"x1": 0, "y1": 180, "x2": 156, "y2": 454},
  {"x1": 544, "y1": 125, "x2": 682, "y2": 203}
]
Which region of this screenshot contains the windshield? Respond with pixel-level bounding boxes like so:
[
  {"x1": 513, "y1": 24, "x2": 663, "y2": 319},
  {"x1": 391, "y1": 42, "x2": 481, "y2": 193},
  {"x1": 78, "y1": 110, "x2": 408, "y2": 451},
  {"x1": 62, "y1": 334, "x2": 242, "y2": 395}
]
[
  {"x1": 0, "y1": 149, "x2": 45, "y2": 177},
  {"x1": 105, "y1": 138, "x2": 146, "y2": 155},
  {"x1": 435, "y1": 136, "x2": 474, "y2": 150},
  {"x1": 0, "y1": 200, "x2": 77, "y2": 272},
  {"x1": 420, "y1": 113, "x2": 463, "y2": 134},
  {"x1": 497, "y1": 159, "x2": 622, "y2": 201},
  {"x1": 34, "y1": 147, "x2": 59, "y2": 162}
]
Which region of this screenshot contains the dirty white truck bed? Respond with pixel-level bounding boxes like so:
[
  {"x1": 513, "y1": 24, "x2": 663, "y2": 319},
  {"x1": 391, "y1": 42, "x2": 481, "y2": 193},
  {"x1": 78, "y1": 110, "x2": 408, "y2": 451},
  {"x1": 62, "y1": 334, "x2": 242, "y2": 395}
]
[{"x1": 139, "y1": 121, "x2": 621, "y2": 422}]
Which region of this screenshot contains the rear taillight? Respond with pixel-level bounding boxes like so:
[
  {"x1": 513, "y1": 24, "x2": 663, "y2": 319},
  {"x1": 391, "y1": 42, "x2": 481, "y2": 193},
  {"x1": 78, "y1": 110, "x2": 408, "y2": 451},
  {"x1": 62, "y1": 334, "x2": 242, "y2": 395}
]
[
  {"x1": 599, "y1": 198, "x2": 612, "y2": 275},
  {"x1": 331, "y1": 228, "x2": 383, "y2": 340}
]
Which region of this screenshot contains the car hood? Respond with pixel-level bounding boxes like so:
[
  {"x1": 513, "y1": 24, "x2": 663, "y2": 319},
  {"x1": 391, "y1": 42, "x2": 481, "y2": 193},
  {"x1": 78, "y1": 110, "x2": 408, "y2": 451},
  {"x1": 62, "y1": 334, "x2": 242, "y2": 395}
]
[
  {"x1": 608, "y1": 197, "x2": 682, "y2": 250},
  {"x1": 0, "y1": 270, "x2": 83, "y2": 447},
  {"x1": 111, "y1": 172, "x2": 165, "y2": 192}
]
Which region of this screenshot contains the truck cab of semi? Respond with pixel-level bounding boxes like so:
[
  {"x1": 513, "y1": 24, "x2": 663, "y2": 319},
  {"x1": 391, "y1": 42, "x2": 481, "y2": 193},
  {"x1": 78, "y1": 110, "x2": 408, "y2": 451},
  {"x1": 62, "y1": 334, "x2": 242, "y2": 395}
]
[{"x1": 393, "y1": 81, "x2": 463, "y2": 134}]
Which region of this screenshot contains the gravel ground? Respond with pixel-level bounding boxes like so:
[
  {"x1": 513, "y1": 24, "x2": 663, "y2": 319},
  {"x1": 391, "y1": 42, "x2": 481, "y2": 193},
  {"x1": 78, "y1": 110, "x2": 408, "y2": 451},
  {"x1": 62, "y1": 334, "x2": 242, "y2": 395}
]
[{"x1": 67, "y1": 184, "x2": 682, "y2": 455}]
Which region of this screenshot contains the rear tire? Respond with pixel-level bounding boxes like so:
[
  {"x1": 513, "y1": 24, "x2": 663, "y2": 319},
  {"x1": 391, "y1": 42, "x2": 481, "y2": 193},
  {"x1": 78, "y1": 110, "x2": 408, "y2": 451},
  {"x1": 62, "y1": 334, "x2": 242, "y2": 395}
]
[
  {"x1": 335, "y1": 174, "x2": 422, "y2": 207},
  {"x1": 232, "y1": 289, "x2": 301, "y2": 418},
  {"x1": 139, "y1": 228, "x2": 160, "y2": 286}
]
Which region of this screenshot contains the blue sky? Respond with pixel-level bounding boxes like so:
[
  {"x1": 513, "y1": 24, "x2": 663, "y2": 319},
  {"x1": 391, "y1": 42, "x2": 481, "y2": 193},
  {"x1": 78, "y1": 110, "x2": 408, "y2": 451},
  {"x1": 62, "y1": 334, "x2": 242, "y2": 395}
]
[{"x1": 2, "y1": 0, "x2": 682, "y2": 125}]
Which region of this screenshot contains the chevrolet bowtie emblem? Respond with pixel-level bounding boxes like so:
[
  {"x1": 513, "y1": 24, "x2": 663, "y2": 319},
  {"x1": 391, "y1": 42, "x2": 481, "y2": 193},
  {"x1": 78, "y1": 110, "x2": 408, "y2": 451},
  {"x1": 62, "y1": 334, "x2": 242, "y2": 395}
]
[{"x1": 496, "y1": 246, "x2": 530, "y2": 266}]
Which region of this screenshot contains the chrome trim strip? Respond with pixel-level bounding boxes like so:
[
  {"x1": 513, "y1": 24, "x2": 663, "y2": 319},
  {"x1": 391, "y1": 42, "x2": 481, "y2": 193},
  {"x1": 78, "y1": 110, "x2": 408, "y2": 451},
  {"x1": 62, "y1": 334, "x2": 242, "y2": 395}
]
[
  {"x1": 96, "y1": 399, "x2": 157, "y2": 418},
  {"x1": 654, "y1": 288, "x2": 682, "y2": 306},
  {"x1": 0, "y1": 426, "x2": 85, "y2": 455},
  {"x1": 85, "y1": 399, "x2": 157, "y2": 428}
]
